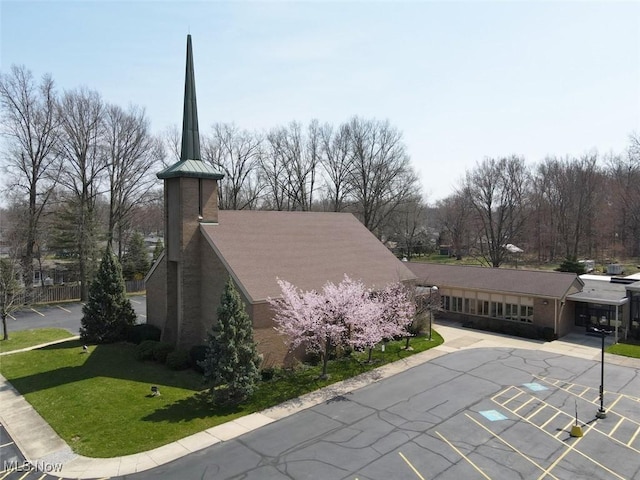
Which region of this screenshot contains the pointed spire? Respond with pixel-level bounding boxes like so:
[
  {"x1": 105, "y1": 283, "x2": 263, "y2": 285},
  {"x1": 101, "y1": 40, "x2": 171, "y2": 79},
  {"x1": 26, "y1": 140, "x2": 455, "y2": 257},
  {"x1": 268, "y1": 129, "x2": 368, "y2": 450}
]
[
  {"x1": 157, "y1": 35, "x2": 223, "y2": 180},
  {"x1": 181, "y1": 34, "x2": 201, "y2": 161}
]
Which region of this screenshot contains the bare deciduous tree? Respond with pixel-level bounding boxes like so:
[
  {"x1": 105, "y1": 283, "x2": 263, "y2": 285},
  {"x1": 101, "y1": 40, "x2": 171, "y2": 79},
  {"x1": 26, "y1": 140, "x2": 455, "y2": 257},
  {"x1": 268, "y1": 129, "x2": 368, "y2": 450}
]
[
  {"x1": 262, "y1": 121, "x2": 319, "y2": 211},
  {"x1": 160, "y1": 124, "x2": 181, "y2": 166},
  {"x1": 0, "y1": 65, "x2": 61, "y2": 291},
  {"x1": 319, "y1": 122, "x2": 352, "y2": 212},
  {"x1": 534, "y1": 155, "x2": 603, "y2": 260},
  {"x1": 386, "y1": 196, "x2": 428, "y2": 259},
  {"x1": 204, "y1": 123, "x2": 263, "y2": 210},
  {"x1": 103, "y1": 103, "x2": 159, "y2": 257},
  {"x1": 346, "y1": 117, "x2": 419, "y2": 236},
  {"x1": 56, "y1": 87, "x2": 106, "y2": 300},
  {"x1": 0, "y1": 253, "x2": 24, "y2": 341},
  {"x1": 437, "y1": 192, "x2": 472, "y2": 259},
  {"x1": 463, "y1": 156, "x2": 530, "y2": 267},
  {"x1": 607, "y1": 134, "x2": 640, "y2": 257}
]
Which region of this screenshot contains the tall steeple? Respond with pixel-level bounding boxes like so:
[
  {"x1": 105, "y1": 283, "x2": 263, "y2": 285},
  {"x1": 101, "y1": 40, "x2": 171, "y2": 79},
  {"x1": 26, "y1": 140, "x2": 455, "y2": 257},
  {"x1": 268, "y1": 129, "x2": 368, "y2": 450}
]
[
  {"x1": 181, "y1": 34, "x2": 200, "y2": 161},
  {"x1": 157, "y1": 35, "x2": 222, "y2": 180},
  {"x1": 155, "y1": 35, "x2": 224, "y2": 348}
]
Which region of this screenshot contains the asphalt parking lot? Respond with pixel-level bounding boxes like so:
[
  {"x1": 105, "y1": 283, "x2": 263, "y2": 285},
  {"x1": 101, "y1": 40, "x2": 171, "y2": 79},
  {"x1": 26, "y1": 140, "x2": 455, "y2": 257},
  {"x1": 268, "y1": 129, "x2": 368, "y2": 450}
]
[
  {"x1": 120, "y1": 347, "x2": 640, "y2": 480},
  {"x1": 5, "y1": 295, "x2": 147, "y2": 335}
]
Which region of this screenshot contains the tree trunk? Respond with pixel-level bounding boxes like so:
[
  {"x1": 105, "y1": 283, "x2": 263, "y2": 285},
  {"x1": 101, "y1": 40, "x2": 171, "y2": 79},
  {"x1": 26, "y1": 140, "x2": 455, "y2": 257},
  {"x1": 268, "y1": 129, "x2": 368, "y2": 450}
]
[
  {"x1": 2, "y1": 313, "x2": 8, "y2": 341},
  {"x1": 321, "y1": 338, "x2": 331, "y2": 379}
]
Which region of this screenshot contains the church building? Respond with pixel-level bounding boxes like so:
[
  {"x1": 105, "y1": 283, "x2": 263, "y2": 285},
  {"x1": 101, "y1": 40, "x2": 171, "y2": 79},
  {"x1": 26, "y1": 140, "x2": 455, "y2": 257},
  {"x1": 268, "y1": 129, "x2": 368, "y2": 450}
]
[{"x1": 145, "y1": 36, "x2": 416, "y2": 365}]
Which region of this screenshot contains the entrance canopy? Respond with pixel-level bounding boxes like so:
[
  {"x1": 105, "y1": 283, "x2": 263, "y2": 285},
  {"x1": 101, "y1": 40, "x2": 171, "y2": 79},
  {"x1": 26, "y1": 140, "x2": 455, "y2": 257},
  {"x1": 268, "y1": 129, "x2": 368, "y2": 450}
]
[{"x1": 567, "y1": 278, "x2": 629, "y2": 307}]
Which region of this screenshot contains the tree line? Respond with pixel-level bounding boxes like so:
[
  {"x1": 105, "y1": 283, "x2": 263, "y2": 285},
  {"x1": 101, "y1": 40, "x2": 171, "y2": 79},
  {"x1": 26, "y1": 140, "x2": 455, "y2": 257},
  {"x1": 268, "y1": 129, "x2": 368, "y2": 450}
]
[
  {"x1": 437, "y1": 144, "x2": 640, "y2": 268},
  {"x1": 0, "y1": 65, "x2": 421, "y2": 300},
  {"x1": 1, "y1": 63, "x2": 638, "y2": 308}
]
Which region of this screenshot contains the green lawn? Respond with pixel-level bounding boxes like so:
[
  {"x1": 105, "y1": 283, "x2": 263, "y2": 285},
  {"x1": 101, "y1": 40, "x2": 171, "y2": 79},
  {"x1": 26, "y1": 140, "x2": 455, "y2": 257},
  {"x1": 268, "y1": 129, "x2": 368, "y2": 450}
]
[
  {"x1": 0, "y1": 328, "x2": 75, "y2": 354},
  {"x1": 606, "y1": 342, "x2": 640, "y2": 359},
  {"x1": 0, "y1": 333, "x2": 443, "y2": 458}
]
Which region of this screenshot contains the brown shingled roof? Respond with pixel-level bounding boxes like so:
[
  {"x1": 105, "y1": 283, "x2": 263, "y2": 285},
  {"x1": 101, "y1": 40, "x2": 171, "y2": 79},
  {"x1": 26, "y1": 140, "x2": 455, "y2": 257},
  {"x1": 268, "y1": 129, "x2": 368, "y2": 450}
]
[
  {"x1": 200, "y1": 211, "x2": 416, "y2": 302},
  {"x1": 406, "y1": 262, "x2": 583, "y2": 299}
]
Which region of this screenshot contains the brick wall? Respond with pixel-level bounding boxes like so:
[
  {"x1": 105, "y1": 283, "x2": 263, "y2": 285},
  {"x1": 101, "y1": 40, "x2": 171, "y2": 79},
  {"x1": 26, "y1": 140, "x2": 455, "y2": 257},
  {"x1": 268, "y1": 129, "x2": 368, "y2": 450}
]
[
  {"x1": 145, "y1": 255, "x2": 167, "y2": 335},
  {"x1": 251, "y1": 302, "x2": 296, "y2": 367}
]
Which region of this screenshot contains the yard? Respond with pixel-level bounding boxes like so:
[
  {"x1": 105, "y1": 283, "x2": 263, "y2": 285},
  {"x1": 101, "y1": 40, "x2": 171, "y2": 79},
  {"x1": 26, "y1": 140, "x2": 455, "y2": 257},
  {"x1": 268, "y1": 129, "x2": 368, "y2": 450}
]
[
  {"x1": 0, "y1": 328, "x2": 75, "y2": 354},
  {"x1": 0, "y1": 333, "x2": 443, "y2": 458},
  {"x1": 606, "y1": 341, "x2": 640, "y2": 358}
]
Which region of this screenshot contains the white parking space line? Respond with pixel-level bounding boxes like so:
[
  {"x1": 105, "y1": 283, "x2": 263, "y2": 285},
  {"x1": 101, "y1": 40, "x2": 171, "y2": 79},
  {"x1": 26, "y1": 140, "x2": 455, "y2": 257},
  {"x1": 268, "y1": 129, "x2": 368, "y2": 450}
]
[
  {"x1": 0, "y1": 442, "x2": 14, "y2": 448},
  {"x1": 464, "y1": 413, "x2": 561, "y2": 480},
  {"x1": 56, "y1": 305, "x2": 71, "y2": 313},
  {"x1": 398, "y1": 452, "x2": 427, "y2": 480},
  {"x1": 30, "y1": 308, "x2": 45, "y2": 317},
  {"x1": 628, "y1": 425, "x2": 640, "y2": 447},
  {"x1": 130, "y1": 299, "x2": 142, "y2": 304},
  {"x1": 435, "y1": 431, "x2": 492, "y2": 480}
]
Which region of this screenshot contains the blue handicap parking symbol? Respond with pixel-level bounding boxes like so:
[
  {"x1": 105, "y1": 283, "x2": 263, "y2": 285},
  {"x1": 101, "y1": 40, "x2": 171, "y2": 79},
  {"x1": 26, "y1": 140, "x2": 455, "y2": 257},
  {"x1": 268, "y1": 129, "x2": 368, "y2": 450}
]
[
  {"x1": 523, "y1": 383, "x2": 548, "y2": 392},
  {"x1": 480, "y1": 410, "x2": 508, "y2": 421}
]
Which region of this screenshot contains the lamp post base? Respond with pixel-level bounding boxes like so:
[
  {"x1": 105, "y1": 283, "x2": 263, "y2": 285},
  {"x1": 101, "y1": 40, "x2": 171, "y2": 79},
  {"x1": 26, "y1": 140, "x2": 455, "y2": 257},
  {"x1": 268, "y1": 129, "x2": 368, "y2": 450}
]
[
  {"x1": 570, "y1": 424, "x2": 584, "y2": 437},
  {"x1": 596, "y1": 409, "x2": 607, "y2": 419}
]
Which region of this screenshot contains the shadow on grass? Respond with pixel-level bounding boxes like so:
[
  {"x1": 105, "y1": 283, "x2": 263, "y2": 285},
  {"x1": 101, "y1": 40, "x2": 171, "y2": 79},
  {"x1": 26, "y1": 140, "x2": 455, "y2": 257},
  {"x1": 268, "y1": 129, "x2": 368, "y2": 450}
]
[
  {"x1": 141, "y1": 392, "x2": 244, "y2": 423},
  {"x1": 40, "y1": 339, "x2": 85, "y2": 350},
  {"x1": 2, "y1": 339, "x2": 204, "y2": 395}
]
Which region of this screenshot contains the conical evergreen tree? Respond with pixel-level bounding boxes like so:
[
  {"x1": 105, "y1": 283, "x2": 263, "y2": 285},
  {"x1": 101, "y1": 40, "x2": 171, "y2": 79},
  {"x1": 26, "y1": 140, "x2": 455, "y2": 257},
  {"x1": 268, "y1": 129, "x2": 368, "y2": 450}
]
[
  {"x1": 122, "y1": 232, "x2": 150, "y2": 280},
  {"x1": 152, "y1": 240, "x2": 164, "y2": 262},
  {"x1": 201, "y1": 277, "x2": 261, "y2": 406},
  {"x1": 80, "y1": 247, "x2": 137, "y2": 343}
]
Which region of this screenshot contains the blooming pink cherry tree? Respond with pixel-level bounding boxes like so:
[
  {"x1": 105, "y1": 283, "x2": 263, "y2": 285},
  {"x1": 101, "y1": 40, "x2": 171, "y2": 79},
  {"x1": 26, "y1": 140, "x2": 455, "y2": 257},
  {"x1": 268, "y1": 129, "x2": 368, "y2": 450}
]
[
  {"x1": 351, "y1": 282, "x2": 415, "y2": 362},
  {"x1": 270, "y1": 279, "x2": 348, "y2": 378},
  {"x1": 270, "y1": 275, "x2": 416, "y2": 376}
]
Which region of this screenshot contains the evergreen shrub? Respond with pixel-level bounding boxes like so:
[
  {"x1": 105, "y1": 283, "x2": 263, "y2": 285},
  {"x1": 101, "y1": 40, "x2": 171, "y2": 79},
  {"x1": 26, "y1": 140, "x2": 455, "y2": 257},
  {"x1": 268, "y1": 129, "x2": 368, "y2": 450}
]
[
  {"x1": 152, "y1": 342, "x2": 174, "y2": 363},
  {"x1": 127, "y1": 324, "x2": 161, "y2": 345},
  {"x1": 166, "y1": 349, "x2": 191, "y2": 370},
  {"x1": 189, "y1": 345, "x2": 208, "y2": 373},
  {"x1": 135, "y1": 340, "x2": 158, "y2": 361}
]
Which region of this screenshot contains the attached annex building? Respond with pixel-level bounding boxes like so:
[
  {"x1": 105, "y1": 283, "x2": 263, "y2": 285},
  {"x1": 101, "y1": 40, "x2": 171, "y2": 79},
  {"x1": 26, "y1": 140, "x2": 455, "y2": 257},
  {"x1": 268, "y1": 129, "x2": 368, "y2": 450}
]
[{"x1": 407, "y1": 263, "x2": 640, "y2": 341}]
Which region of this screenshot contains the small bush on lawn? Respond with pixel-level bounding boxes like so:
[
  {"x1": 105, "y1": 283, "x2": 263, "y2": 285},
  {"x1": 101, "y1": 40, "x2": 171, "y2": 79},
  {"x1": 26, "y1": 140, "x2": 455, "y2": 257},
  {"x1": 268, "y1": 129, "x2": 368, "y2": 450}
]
[
  {"x1": 189, "y1": 345, "x2": 208, "y2": 373},
  {"x1": 127, "y1": 324, "x2": 161, "y2": 345},
  {"x1": 152, "y1": 342, "x2": 174, "y2": 363},
  {"x1": 260, "y1": 367, "x2": 276, "y2": 381},
  {"x1": 135, "y1": 340, "x2": 158, "y2": 361},
  {"x1": 166, "y1": 349, "x2": 191, "y2": 370}
]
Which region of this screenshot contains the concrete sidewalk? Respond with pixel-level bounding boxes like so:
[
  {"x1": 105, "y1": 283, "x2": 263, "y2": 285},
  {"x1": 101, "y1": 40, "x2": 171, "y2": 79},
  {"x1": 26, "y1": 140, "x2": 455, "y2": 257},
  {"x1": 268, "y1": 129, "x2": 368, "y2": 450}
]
[{"x1": 1, "y1": 323, "x2": 638, "y2": 478}]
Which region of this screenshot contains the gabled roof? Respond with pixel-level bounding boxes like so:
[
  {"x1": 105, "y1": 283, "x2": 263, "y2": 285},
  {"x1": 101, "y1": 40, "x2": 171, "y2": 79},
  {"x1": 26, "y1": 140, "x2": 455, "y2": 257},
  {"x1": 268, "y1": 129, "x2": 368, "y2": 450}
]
[
  {"x1": 406, "y1": 262, "x2": 583, "y2": 299},
  {"x1": 200, "y1": 211, "x2": 416, "y2": 302}
]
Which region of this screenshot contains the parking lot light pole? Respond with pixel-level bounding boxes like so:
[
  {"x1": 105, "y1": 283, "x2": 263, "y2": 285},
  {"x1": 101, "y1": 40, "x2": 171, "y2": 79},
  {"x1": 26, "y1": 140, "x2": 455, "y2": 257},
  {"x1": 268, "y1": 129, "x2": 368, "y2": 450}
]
[{"x1": 596, "y1": 328, "x2": 607, "y2": 419}]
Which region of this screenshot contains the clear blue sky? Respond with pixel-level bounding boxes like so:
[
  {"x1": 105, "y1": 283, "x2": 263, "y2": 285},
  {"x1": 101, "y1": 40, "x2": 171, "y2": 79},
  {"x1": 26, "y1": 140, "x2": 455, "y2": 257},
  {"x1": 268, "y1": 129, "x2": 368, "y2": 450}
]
[{"x1": 2, "y1": 0, "x2": 639, "y2": 202}]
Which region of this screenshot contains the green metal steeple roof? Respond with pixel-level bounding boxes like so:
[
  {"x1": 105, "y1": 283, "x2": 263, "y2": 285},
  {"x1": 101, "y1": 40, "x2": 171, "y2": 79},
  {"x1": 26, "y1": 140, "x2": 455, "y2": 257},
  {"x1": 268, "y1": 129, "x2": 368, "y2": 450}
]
[
  {"x1": 158, "y1": 35, "x2": 224, "y2": 180},
  {"x1": 180, "y1": 34, "x2": 200, "y2": 162}
]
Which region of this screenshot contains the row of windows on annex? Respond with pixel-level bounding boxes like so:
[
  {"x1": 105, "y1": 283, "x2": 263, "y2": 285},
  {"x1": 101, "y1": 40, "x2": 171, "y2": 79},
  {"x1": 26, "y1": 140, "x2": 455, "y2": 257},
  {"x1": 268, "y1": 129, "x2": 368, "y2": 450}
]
[
  {"x1": 440, "y1": 290, "x2": 534, "y2": 323},
  {"x1": 630, "y1": 290, "x2": 640, "y2": 340}
]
